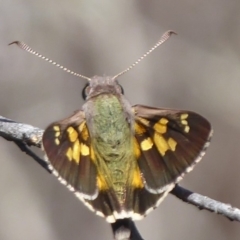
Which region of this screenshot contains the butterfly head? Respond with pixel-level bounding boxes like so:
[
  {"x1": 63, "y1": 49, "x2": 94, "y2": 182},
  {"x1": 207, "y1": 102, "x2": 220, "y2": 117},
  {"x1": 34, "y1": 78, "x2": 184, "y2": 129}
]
[{"x1": 82, "y1": 76, "x2": 124, "y2": 100}]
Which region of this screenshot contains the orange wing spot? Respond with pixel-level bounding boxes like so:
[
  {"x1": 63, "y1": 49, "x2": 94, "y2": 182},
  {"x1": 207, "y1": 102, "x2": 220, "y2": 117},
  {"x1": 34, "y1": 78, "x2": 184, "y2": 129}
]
[
  {"x1": 72, "y1": 139, "x2": 81, "y2": 163},
  {"x1": 153, "y1": 133, "x2": 169, "y2": 156},
  {"x1": 132, "y1": 167, "x2": 144, "y2": 188},
  {"x1": 67, "y1": 126, "x2": 78, "y2": 142}
]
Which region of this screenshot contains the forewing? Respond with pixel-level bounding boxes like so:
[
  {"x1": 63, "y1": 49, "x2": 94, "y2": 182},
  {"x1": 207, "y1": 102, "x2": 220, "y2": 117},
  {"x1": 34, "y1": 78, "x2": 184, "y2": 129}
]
[
  {"x1": 133, "y1": 104, "x2": 212, "y2": 194},
  {"x1": 42, "y1": 110, "x2": 98, "y2": 200}
]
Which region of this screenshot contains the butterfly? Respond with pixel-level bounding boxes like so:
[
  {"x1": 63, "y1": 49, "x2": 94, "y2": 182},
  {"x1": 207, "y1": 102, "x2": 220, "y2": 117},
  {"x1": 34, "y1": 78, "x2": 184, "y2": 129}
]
[{"x1": 11, "y1": 31, "x2": 212, "y2": 223}]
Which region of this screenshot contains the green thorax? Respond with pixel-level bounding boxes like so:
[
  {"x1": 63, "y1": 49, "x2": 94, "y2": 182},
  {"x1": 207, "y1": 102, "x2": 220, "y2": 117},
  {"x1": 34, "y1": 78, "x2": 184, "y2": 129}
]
[{"x1": 86, "y1": 94, "x2": 135, "y2": 202}]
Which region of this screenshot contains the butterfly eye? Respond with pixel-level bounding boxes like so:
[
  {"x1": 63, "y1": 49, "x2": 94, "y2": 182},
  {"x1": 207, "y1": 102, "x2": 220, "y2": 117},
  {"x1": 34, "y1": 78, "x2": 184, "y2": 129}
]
[
  {"x1": 120, "y1": 85, "x2": 124, "y2": 95},
  {"x1": 82, "y1": 83, "x2": 90, "y2": 100},
  {"x1": 117, "y1": 84, "x2": 124, "y2": 95}
]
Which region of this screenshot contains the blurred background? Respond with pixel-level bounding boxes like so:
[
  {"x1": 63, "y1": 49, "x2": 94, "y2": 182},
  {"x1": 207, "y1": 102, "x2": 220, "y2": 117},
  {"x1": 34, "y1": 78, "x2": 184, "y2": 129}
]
[{"x1": 1, "y1": 0, "x2": 240, "y2": 239}]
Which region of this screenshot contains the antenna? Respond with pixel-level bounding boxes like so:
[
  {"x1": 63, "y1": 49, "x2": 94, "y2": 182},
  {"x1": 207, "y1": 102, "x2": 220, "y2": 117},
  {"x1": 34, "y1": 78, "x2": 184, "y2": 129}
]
[
  {"x1": 9, "y1": 41, "x2": 91, "y2": 81},
  {"x1": 113, "y1": 30, "x2": 176, "y2": 80}
]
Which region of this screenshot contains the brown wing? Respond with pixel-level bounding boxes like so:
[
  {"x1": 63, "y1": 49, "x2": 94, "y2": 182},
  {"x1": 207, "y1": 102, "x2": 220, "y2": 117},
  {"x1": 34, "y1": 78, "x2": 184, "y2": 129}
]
[
  {"x1": 133, "y1": 104, "x2": 212, "y2": 194},
  {"x1": 42, "y1": 110, "x2": 98, "y2": 200}
]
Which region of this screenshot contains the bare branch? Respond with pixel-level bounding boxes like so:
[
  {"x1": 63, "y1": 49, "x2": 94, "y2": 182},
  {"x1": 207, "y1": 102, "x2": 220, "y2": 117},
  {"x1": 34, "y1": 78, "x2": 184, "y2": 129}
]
[
  {"x1": 171, "y1": 185, "x2": 240, "y2": 222},
  {"x1": 0, "y1": 116, "x2": 240, "y2": 240},
  {"x1": 0, "y1": 116, "x2": 43, "y2": 147}
]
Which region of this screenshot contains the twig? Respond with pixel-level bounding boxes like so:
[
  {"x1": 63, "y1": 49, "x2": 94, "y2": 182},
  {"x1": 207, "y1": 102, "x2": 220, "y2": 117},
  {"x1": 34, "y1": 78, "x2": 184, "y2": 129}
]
[
  {"x1": 171, "y1": 185, "x2": 240, "y2": 222},
  {"x1": 0, "y1": 116, "x2": 42, "y2": 147},
  {"x1": 14, "y1": 140, "x2": 52, "y2": 173},
  {"x1": 0, "y1": 116, "x2": 240, "y2": 240}
]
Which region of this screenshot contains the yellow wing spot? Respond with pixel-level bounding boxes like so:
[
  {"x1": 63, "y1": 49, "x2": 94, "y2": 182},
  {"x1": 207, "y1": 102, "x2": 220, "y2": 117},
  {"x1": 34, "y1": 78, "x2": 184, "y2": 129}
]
[
  {"x1": 66, "y1": 147, "x2": 73, "y2": 161},
  {"x1": 160, "y1": 118, "x2": 168, "y2": 125},
  {"x1": 78, "y1": 122, "x2": 89, "y2": 141},
  {"x1": 81, "y1": 143, "x2": 90, "y2": 156},
  {"x1": 138, "y1": 117, "x2": 150, "y2": 126},
  {"x1": 97, "y1": 176, "x2": 108, "y2": 191},
  {"x1": 140, "y1": 138, "x2": 153, "y2": 151},
  {"x1": 67, "y1": 126, "x2": 78, "y2": 142},
  {"x1": 53, "y1": 125, "x2": 60, "y2": 131},
  {"x1": 153, "y1": 122, "x2": 167, "y2": 134},
  {"x1": 90, "y1": 146, "x2": 96, "y2": 162},
  {"x1": 134, "y1": 138, "x2": 141, "y2": 158},
  {"x1": 153, "y1": 118, "x2": 168, "y2": 134},
  {"x1": 53, "y1": 126, "x2": 61, "y2": 140},
  {"x1": 78, "y1": 122, "x2": 85, "y2": 132},
  {"x1": 154, "y1": 134, "x2": 169, "y2": 156},
  {"x1": 184, "y1": 125, "x2": 190, "y2": 133},
  {"x1": 181, "y1": 120, "x2": 188, "y2": 125},
  {"x1": 168, "y1": 138, "x2": 177, "y2": 151},
  {"x1": 135, "y1": 123, "x2": 146, "y2": 135},
  {"x1": 90, "y1": 147, "x2": 96, "y2": 163},
  {"x1": 55, "y1": 138, "x2": 60, "y2": 145},
  {"x1": 132, "y1": 167, "x2": 144, "y2": 188},
  {"x1": 72, "y1": 139, "x2": 80, "y2": 163},
  {"x1": 179, "y1": 115, "x2": 190, "y2": 132},
  {"x1": 181, "y1": 114, "x2": 188, "y2": 120},
  {"x1": 55, "y1": 131, "x2": 60, "y2": 137}
]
